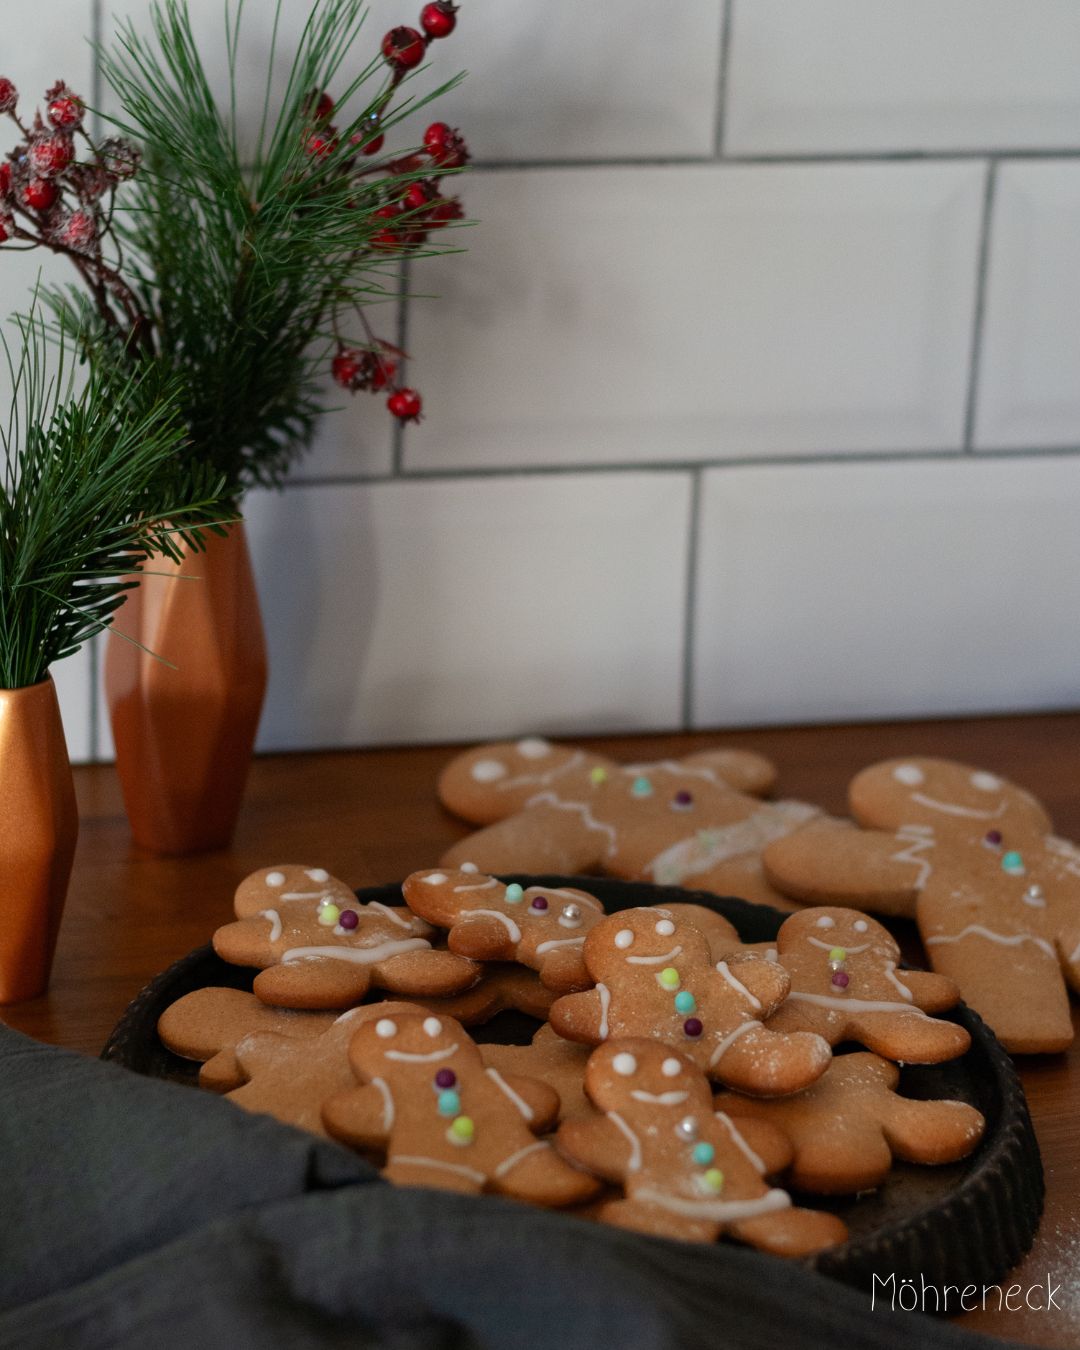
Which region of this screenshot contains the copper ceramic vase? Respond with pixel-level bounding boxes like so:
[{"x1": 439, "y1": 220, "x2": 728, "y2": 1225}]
[
  {"x1": 0, "y1": 677, "x2": 79, "y2": 1004},
  {"x1": 105, "y1": 519, "x2": 268, "y2": 855}
]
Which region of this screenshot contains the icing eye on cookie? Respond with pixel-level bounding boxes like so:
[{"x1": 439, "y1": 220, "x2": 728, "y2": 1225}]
[
  {"x1": 970, "y1": 771, "x2": 1002, "y2": 792},
  {"x1": 893, "y1": 763, "x2": 925, "y2": 787},
  {"x1": 613, "y1": 1052, "x2": 637, "y2": 1077},
  {"x1": 265, "y1": 871, "x2": 285, "y2": 887},
  {"x1": 306, "y1": 867, "x2": 330, "y2": 882},
  {"x1": 854, "y1": 920, "x2": 869, "y2": 933},
  {"x1": 423, "y1": 1017, "x2": 442, "y2": 1038},
  {"x1": 655, "y1": 919, "x2": 675, "y2": 937},
  {"x1": 661, "y1": 1057, "x2": 682, "y2": 1078},
  {"x1": 471, "y1": 758, "x2": 507, "y2": 782},
  {"x1": 815, "y1": 916, "x2": 836, "y2": 930},
  {"x1": 614, "y1": 929, "x2": 635, "y2": 949},
  {"x1": 375, "y1": 1018, "x2": 397, "y2": 1039}
]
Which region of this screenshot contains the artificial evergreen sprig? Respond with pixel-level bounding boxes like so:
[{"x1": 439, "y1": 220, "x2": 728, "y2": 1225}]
[{"x1": 0, "y1": 312, "x2": 228, "y2": 689}]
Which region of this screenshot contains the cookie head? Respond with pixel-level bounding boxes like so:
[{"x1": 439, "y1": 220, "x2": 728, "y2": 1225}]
[
  {"x1": 348, "y1": 1012, "x2": 481, "y2": 1084},
  {"x1": 584, "y1": 1039, "x2": 712, "y2": 1119},
  {"x1": 583, "y1": 907, "x2": 712, "y2": 983},
  {"x1": 778, "y1": 907, "x2": 900, "y2": 965},
  {"x1": 437, "y1": 738, "x2": 609, "y2": 825},
  {"x1": 850, "y1": 759, "x2": 1051, "y2": 838},
  {"x1": 234, "y1": 865, "x2": 354, "y2": 919}
]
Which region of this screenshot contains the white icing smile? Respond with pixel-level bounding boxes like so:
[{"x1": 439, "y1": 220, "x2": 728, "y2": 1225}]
[
  {"x1": 626, "y1": 945, "x2": 682, "y2": 966},
  {"x1": 385, "y1": 1043, "x2": 458, "y2": 1064},
  {"x1": 630, "y1": 1089, "x2": 689, "y2": 1106},
  {"x1": 807, "y1": 937, "x2": 870, "y2": 954},
  {"x1": 910, "y1": 792, "x2": 1005, "y2": 821}
]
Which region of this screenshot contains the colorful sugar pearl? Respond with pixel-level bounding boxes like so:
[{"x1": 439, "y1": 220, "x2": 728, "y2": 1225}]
[
  {"x1": 674, "y1": 991, "x2": 696, "y2": 1014},
  {"x1": 702, "y1": 1168, "x2": 724, "y2": 1193},
  {"x1": 828, "y1": 947, "x2": 846, "y2": 963},
  {"x1": 504, "y1": 883, "x2": 524, "y2": 903},
  {"x1": 449, "y1": 1116, "x2": 475, "y2": 1143},
  {"x1": 831, "y1": 970, "x2": 850, "y2": 989},
  {"x1": 631, "y1": 776, "x2": 653, "y2": 797},
  {"x1": 338, "y1": 910, "x2": 359, "y2": 930},
  {"x1": 590, "y1": 766, "x2": 607, "y2": 785},
  {"x1": 658, "y1": 967, "x2": 680, "y2": 991},
  {"x1": 437, "y1": 1090, "x2": 461, "y2": 1117},
  {"x1": 692, "y1": 1142, "x2": 715, "y2": 1166},
  {"x1": 435, "y1": 1068, "x2": 457, "y2": 1089},
  {"x1": 683, "y1": 1017, "x2": 703, "y2": 1039},
  {"x1": 675, "y1": 1116, "x2": 698, "y2": 1141},
  {"x1": 318, "y1": 903, "x2": 341, "y2": 927},
  {"x1": 672, "y1": 790, "x2": 693, "y2": 810},
  {"x1": 530, "y1": 895, "x2": 549, "y2": 912},
  {"x1": 984, "y1": 829, "x2": 1003, "y2": 847},
  {"x1": 1002, "y1": 851, "x2": 1025, "y2": 876}
]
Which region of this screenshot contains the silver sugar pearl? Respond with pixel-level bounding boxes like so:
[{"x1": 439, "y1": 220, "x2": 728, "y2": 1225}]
[
  {"x1": 562, "y1": 904, "x2": 581, "y2": 921},
  {"x1": 675, "y1": 1115, "x2": 698, "y2": 1142}
]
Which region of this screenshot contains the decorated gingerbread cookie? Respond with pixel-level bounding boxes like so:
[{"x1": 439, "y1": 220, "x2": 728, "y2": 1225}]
[
  {"x1": 437, "y1": 739, "x2": 819, "y2": 909},
  {"x1": 402, "y1": 867, "x2": 605, "y2": 992},
  {"x1": 763, "y1": 907, "x2": 971, "y2": 1064},
  {"x1": 555, "y1": 1039, "x2": 847, "y2": 1252},
  {"x1": 322, "y1": 1011, "x2": 600, "y2": 1205},
  {"x1": 763, "y1": 759, "x2": 1080, "y2": 1053},
  {"x1": 157, "y1": 987, "x2": 337, "y2": 1092},
  {"x1": 719, "y1": 1052, "x2": 986, "y2": 1195},
  {"x1": 213, "y1": 865, "x2": 481, "y2": 1009},
  {"x1": 548, "y1": 908, "x2": 832, "y2": 1096}
]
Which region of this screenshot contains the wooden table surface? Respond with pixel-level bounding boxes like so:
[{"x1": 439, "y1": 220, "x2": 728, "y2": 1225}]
[{"x1": 4, "y1": 713, "x2": 1080, "y2": 1346}]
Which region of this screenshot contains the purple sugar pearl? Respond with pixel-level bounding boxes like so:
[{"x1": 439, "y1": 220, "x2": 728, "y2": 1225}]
[
  {"x1": 831, "y1": 970, "x2": 850, "y2": 989},
  {"x1": 338, "y1": 909, "x2": 359, "y2": 930},
  {"x1": 673, "y1": 790, "x2": 693, "y2": 809},
  {"x1": 683, "y1": 1017, "x2": 703, "y2": 1038},
  {"x1": 435, "y1": 1068, "x2": 457, "y2": 1089},
  {"x1": 530, "y1": 895, "x2": 549, "y2": 911},
  {"x1": 984, "y1": 830, "x2": 1003, "y2": 847}
]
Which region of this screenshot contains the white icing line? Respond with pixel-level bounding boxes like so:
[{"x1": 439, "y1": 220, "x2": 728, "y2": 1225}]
[
  {"x1": 486, "y1": 1067, "x2": 534, "y2": 1121},
  {"x1": 523, "y1": 790, "x2": 618, "y2": 856},
  {"x1": 630, "y1": 1089, "x2": 688, "y2": 1106},
  {"x1": 788, "y1": 991, "x2": 930, "y2": 1016},
  {"x1": 385, "y1": 1043, "x2": 458, "y2": 1064},
  {"x1": 260, "y1": 909, "x2": 282, "y2": 942},
  {"x1": 493, "y1": 1141, "x2": 549, "y2": 1178},
  {"x1": 634, "y1": 1186, "x2": 791, "y2": 1222},
  {"x1": 1068, "y1": 939, "x2": 1080, "y2": 966},
  {"x1": 910, "y1": 793, "x2": 1004, "y2": 821},
  {"x1": 453, "y1": 878, "x2": 499, "y2": 893},
  {"x1": 544, "y1": 888, "x2": 602, "y2": 907},
  {"x1": 368, "y1": 901, "x2": 420, "y2": 930},
  {"x1": 883, "y1": 961, "x2": 913, "y2": 1002},
  {"x1": 806, "y1": 938, "x2": 870, "y2": 955},
  {"x1": 891, "y1": 827, "x2": 935, "y2": 889},
  {"x1": 466, "y1": 909, "x2": 521, "y2": 943},
  {"x1": 715, "y1": 960, "x2": 762, "y2": 1011},
  {"x1": 708, "y1": 1020, "x2": 758, "y2": 1067},
  {"x1": 281, "y1": 890, "x2": 328, "y2": 901},
  {"x1": 626, "y1": 945, "x2": 682, "y2": 966},
  {"x1": 925, "y1": 926, "x2": 1055, "y2": 959},
  {"x1": 495, "y1": 750, "x2": 585, "y2": 794},
  {"x1": 281, "y1": 938, "x2": 430, "y2": 965},
  {"x1": 607, "y1": 1110, "x2": 642, "y2": 1172},
  {"x1": 716, "y1": 1111, "x2": 767, "y2": 1174},
  {"x1": 597, "y1": 983, "x2": 611, "y2": 1039},
  {"x1": 535, "y1": 936, "x2": 586, "y2": 955},
  {"x1": 420, "y1": 872, "x2": 448, "y2": 885},
  {"x1": 390, "y1": 1155, "x2": 486, "y2": 1186},
  {"x1": 371, "y1": 1076, "x2": 394, "y2": 1132}
]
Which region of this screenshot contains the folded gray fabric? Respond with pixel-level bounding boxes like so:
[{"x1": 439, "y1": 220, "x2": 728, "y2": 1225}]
[{"x1": 0, "y1": 1024, "x2": 1022, "y2": 1349}]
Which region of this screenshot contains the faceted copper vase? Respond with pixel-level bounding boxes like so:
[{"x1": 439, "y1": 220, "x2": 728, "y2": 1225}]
[
  {"x1": 0, "y1": 677, "x2": 79, "y2": 1004},
  {"x1": 105, "y1": 520, "x2": 268, "y2": 855}
]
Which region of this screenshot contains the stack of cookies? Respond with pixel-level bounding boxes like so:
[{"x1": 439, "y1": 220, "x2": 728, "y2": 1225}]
[{"x1": 157, "y1": 864, "x2": 986, "y2": 1257}]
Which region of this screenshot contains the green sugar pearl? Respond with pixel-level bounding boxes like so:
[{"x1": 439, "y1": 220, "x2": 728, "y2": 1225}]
[
  {"x1": 590, "y1": 766, "x2": 607, "y2": 784},
  {"x1": 658, "y1": 967, "x2": 680, "y2": 991},
  {"x1": 702, "y1": 1168, "x2": 724, "y2": 1193},
  {"x1": 449, "y1": 1116, "x2": 475, "y2": 1143},
  {"x1": 828, "y1": 946, "x2": 846, "y2": 963},
  {"x1": 318, "y1": 903, "x2": 341, "y2": 927}
]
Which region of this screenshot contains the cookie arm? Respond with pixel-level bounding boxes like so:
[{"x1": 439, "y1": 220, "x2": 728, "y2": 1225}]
[
  {"x1": 441, "y1": 802, "x2": 607, "y2": 875},
  {"x1": 485, "y1": 1069, "x2": 560, "y2": 1132},
  {"x1": 763, "y1": 820, "x2": 926, "y2": 917},
  {"x1": 879, "y1": 1096, "x2": 986, "y2": 1166},
  {"x1": 893, "y1": 968, "x2": 961, "y2": 1014},
  {"x1": 719, "y1": 957, "x2": 790, "y2": 1018},
  {"x1": 555, "y1": 1115, "x2": 632, "y2": 1184},
  {"x1": 447, "y1": 916, "x2": 519, "y2": 962},
  {"x1": 547, "y1": 988, "x2": 609, "y2": 1045},
  {"x1": 718, "y1": 1114, "x2": 793, "y2": 1178},
  {"x1": 322, "y1": 1083, "x2": 394, "y2": 1152}
]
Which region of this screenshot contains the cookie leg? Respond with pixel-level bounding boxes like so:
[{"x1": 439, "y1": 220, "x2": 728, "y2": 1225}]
[
  {"x1": 880, "y1": 1097, "x2": 985, "y2": 1166},
  {"x1": 378, "y1": 948, "x2": 481, "y2": 997},
  {"x1": 253, "y1": 961, "x2": 371, "y2": 1009},
  {"x1": 713, "y1": 1025, "x2": 832, "y2": 1096},
  {"x1": 850, "y1": 1011, "x2": 970, "y2": 1065},
  {"x1": 384, "y1": 1157, "x2": 483, "y2": 1195},
  {"x1": 599, "y1": 1197, "x2": 716, "y2": 1244},
  {"x1": 493, "y1": 1140, "x2": 600, "y2": 1208},
  {"x1": 537, "y1": 945, "x2": 591, "y2": 994},
  {"x1": 729, "y1": 1206, "x2": 847, "y2": 1257}
]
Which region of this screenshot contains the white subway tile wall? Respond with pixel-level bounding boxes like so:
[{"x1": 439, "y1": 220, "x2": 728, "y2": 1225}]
[{"x1": 6, "y1": 1, "x2": 1077, "y2": 758}]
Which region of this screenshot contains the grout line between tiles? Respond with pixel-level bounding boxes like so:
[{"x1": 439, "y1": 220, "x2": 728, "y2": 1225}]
[
  {"x1": 962, "y1": 160, "x2": 998, "y2": 453},
  {"x1": 391, "y1": 258, "x2": 410, "y2": 475},
  {"x1": 281, "y1": 442, "x2": 1080, "y2": 490},
  {"x1": 467, "y1": 147, "x2": 1080, "y2": 172},
  {"x1": 680, "y1": 468, "x2": 703, "y2": 731},
  {"x1": 713, "y1": 0, "x2": 734, "y2": 160},
  {"x1": 88, "y1": 0, "x2": 103, "y2": 761}
]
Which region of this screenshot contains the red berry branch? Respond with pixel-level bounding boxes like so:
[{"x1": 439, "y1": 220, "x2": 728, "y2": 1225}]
[{"x1": 0, "y1": 77, "x2": 152, "y2": 353}]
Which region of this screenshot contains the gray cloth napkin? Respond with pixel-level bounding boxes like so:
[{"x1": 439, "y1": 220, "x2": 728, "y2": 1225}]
[{"x1": 0, "y1": 1024, "x2": 1022, "y2": 1349}]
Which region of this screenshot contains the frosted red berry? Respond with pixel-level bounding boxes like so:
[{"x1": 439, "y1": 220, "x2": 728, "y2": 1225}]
[
  {"x1": 305, "y1": 129, "x2": 338, "y2": 157},
  {"x1": 29, "y1": 133, "x2": 74, "y2": 178},
  {"x1": 402, "y1": 182, "x2": 432, "y2": 211},
  {"x1": 387, "y1": 387, "x2": 422, "y2": 422},
  {"x1": 0, "y1": 163, "x2": 10, "y2": 196},
  {"x1": 382, "y1": 26, "x2": 426, "y2": 70},
  {"x1": 420, "y1": 2, "x2": 458, "y2": 38},
  {"x1": 46, "y1": 84, "x2": 84, "y2": 130},
  {"x1": 0, "y1": 78, "x2": 17, "y2": 114},
  {"x1": 22, "y1": 178, "x2": 58, "y2": 211},
  {"x1": 427, "y1": 197, "x2": 463, "y2": 227},
  {"x1": 0, "y1": 212, "x2": 12, "y2": 243},
  {"x1": 58, "y1": 209, "x2": 95, "y2": 250},
  {"x1": 314, "y1": 91, "x2": 335, "y2": 121},
  {"x1": 332, "y1": 350, "x2": 363, "y2": 389},
  {"x1": 423, "y1": 122, "x2": 468, "y2": 168}
]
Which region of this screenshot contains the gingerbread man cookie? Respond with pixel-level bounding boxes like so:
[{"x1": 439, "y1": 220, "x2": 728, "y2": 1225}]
[
  {"x1": 719, "y1": 1052, "x2": 986, "y2": 1195},
  {"x1": 437, "y1": 738, "x2": 819, "y2": 910},
  {"x1": 402, "y1": 867, "x2": 605, "y2": 992},
  {"x1": 323, "y1": 1011, "x2": 600, "y2": 1205},
  {"x1": 555, "y1": 1040, "x2": 847, "y2": 1252},
  {"x1": 213, "y1": 865, "x2": 480, "y2": 1009},
  {"x1": 764, "y1": 908, "x2": 970, "y2": 1064},
  {"x1": 548, "y1": 908, "x2": 832, "y2": 1096},
  {"x1": 763, "y1": 759, "x2": 1080, "y2": 1053}
]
